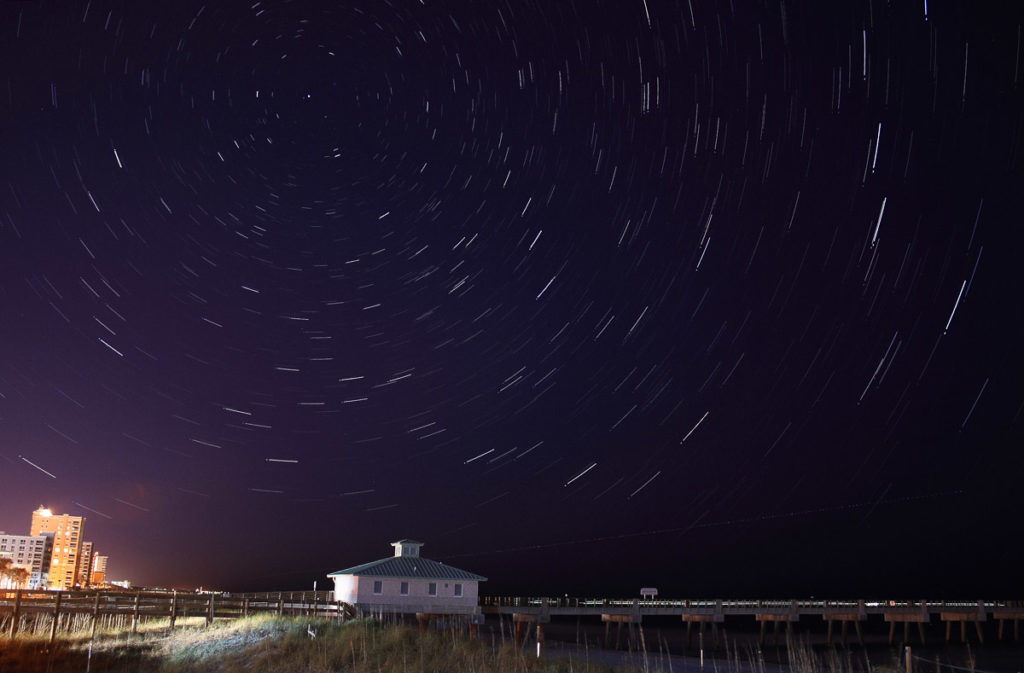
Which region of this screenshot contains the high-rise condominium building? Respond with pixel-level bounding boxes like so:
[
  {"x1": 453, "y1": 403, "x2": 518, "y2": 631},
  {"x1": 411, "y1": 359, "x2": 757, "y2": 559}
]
[
  {"x1": 91, "y1": 554, "x2": 108, "y2": 585},
  {"x1": 77, "y1": 541, "x2": 94, "y2": 587},
  {"x1": 30, "y1": 507, "x2": 86, "y2": 590},
  {"x1": 0, "y1": 531, "x2": 53, "y2": 589}
]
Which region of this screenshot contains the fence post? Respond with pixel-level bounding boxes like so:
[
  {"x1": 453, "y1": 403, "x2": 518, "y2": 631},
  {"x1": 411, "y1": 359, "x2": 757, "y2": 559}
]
[
  {"x1": 904, "y1": 646, "x2": 912, "y2": 673},
  {"x1": 9, "y1": 590, "x2": 22, "y2": 639},
  {"x1": 243, "y1": 597, "x2": 249, "y2": 618},
  {"x1": 278, "y1": 592, "x2": 283, "y2": 616},
  {"x1": 207, "y1": 593, "x2": 215, "y2": 626},
  {"x1": 50, "y1": 592, "x2": 63, "y2": 643},
  {"x1": 169, "y1": 590, "x2": 177, "y2": 628},
  {"x1": 313, "y1": 592, "x2": 318, "y2": 618},
  {"x1": 90, "y1": 592, "x2": 102, "y2": 640},
  {"x1": 131, "y1": 592, "x2": 141, "y2": 634}
]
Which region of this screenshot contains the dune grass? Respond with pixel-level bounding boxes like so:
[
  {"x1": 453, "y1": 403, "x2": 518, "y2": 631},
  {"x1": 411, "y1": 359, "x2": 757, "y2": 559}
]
[
  {"x1": 0, "y1": 615, "x2": 631, "y2": 673},
  {"x1": 0, "y1": 614, "x2": 914, "y2": 673}
]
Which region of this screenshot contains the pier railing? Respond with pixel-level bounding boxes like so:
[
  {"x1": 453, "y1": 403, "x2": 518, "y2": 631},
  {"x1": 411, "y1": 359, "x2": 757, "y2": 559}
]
[{"x1": 479, "y1": 596, "x2": 1015, "y2": 614}]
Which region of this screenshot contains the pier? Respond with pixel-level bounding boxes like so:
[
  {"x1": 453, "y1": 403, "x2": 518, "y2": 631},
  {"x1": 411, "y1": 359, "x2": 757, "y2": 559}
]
[
  {"x1": 2, "y1": 590, "x2": 1021, "y2": 648},
  {"x1": 480, "y1": 597, "x2": 1024, "y2": 647}
]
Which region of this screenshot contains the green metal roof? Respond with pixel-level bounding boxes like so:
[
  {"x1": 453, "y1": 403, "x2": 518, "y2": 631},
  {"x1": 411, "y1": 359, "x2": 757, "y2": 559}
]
[{"x1": 327, "y1": 556, "x2": 486, "y2": 581}]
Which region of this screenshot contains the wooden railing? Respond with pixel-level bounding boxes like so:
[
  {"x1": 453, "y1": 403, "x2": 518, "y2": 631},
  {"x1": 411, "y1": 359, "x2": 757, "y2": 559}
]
[
  {"x1": 479, "y1": 596, "x2": 1018, "y2": 615},
  {"x1": 0, "y1": 589, "x2": 355, "y2": 640},
  {"x1": 4, "y1": 591, "x2": 1020, "y2": 643}
]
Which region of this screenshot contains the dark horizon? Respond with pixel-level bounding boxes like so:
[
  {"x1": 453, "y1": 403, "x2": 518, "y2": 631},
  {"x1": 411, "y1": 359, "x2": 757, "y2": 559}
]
[{"x1": 1, "y1": 0, "x2": 1022, "y2": 598}]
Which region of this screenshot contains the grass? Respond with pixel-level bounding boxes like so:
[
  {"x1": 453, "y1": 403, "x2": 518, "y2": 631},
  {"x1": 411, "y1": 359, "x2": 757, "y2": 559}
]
[
  {"x1": 0, "y1": 615, "x2": 633, "y2": 673},
  {"x1": 0, "y1": 615, "x2": 921, "y2": 673}
]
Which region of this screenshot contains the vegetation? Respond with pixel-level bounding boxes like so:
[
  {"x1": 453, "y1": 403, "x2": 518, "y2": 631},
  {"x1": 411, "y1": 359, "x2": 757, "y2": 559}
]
[
  {"x1": 0, "y1": 558, "x2": 30, "y2": 589},
  {"x1": 0, "y1": 615, "x2": 632, "y2": 673},
  {"x1": 0, "y1": 614, "x2": 910, "y2": 673}
]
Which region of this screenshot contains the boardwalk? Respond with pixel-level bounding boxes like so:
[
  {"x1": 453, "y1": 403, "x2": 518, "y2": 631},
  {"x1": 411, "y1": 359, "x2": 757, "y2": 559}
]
[
  {"x1": 2, "y1": 590, "x2": 1022, "y2": 648},
  {"x1": 0, "y1": 589, "x2": 351, "y2": 640}
]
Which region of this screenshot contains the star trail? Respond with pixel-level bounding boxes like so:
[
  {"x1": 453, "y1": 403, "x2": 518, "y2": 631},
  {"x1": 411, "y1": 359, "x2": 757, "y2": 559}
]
[{"x1": 1, "y1": 0, "x2": 1022, "y2": 596}]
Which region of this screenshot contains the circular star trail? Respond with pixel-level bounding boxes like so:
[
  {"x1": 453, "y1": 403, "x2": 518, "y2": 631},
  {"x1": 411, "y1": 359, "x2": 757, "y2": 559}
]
[{"x1": 1, "y1": 0, "x2": 1021, "y2": 595}]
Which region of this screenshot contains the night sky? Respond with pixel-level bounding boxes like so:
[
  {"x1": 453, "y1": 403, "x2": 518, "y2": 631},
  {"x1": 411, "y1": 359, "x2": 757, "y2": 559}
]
[{"x1": 1, "y1": 0, "x2": 1022, "y2": 599}]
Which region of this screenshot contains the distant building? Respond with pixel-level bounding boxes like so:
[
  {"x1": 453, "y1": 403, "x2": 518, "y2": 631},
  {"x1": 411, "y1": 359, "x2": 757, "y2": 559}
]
[
  {"x1": 0, "y1": 531, "x2": 52, "y2": 589},
  {"x1": 30, "y1": 507, "x2": 86, "y2": 590},
  {"x1": 110, "y1": 579, "x2": 131, "y2": 589},
  {"x1": 327, "y1": 540, "x2": 486, "y2": 615},
  {"x1": 91, "y1": 554, "x2": 108, "y2": 585},
  {"x1": 76, "y1": 541, "x2": 94, "y2": 587}
]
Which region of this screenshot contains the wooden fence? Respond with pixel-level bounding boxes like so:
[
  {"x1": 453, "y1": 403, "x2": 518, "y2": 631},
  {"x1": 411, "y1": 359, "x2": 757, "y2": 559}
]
[{"x1": 0, "y1": 589, "x2": 355, "y2": 641}]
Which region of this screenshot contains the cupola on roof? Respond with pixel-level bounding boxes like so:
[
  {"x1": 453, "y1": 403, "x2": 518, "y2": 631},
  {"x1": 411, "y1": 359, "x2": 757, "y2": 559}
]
[{"x1": 391, "y1": 539, "x2": 424, "y2": 557}]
